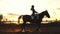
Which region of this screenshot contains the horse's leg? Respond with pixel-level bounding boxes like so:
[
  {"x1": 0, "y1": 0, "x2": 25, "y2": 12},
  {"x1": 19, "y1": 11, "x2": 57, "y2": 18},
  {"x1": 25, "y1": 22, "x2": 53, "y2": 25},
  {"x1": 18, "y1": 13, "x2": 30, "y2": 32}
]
[
  {"x1": 38, "y1": 23, "x2": 41, "y2": 32},
  {"x1": 34, "y1": 24, "x2": 39, "y2": 32},
  {"x1": 22, "y1": 21, "x2": 26, "y2": 32},
  {"x1": 34, "y1": 22, "x2": 40, "y2": 32},
  {"x1": 37, "y1": 22, "x2": 41, "y2": 32}
]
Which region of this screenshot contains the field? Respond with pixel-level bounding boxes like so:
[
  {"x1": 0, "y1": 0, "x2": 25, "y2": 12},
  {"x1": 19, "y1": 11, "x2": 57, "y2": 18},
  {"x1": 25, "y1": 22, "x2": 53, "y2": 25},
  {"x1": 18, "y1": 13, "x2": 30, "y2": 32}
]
[{"x1": 0, "y1": 21, "x2": 60, "y2": 34}]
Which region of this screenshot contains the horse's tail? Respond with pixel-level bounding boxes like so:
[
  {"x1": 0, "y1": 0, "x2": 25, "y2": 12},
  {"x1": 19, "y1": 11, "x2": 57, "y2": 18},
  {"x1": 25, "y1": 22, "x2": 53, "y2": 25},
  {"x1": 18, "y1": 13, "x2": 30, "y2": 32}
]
[{"x1": 18, "y1": 15, "x2": 23, "y2": 24}]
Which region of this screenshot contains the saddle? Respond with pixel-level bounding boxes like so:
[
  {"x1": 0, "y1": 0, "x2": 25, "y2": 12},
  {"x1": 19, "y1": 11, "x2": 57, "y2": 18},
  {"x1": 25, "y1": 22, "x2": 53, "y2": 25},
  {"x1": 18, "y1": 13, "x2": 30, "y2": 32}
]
[{"x1": 31, "y1": 14, "x2": 39, "y2": 20}]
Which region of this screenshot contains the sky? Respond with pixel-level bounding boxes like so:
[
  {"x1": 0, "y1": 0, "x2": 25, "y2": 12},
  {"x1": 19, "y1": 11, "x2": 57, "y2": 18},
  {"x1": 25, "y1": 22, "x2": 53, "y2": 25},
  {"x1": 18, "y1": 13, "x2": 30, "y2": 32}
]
[{"x1": 0, "y1": 0, "x2": 60, "y2": 21}]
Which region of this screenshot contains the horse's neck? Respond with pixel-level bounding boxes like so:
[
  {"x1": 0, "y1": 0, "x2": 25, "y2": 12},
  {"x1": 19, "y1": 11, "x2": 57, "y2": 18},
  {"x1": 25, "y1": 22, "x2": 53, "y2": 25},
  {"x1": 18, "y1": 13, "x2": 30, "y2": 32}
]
[{"x1": 39, "y1": 13, "x2": 45, "y2": 18}]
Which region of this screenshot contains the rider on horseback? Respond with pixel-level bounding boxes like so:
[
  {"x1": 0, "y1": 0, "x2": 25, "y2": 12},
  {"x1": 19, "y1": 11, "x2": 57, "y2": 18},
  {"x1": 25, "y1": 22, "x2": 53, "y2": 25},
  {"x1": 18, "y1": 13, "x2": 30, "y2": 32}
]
[
  {"x1": 31, "y1": 5, "x2": 38, "y2": 19},
  {"x1": 31, "y1": 5, "x2": 38, "y2": 16}
]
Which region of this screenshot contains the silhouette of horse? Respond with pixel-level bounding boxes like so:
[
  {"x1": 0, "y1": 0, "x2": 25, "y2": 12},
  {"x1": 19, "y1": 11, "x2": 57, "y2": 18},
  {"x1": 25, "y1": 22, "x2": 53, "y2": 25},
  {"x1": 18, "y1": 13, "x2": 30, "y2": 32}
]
[{"x1": 18, "y1": 10, "x2": 50, "y2": 32}]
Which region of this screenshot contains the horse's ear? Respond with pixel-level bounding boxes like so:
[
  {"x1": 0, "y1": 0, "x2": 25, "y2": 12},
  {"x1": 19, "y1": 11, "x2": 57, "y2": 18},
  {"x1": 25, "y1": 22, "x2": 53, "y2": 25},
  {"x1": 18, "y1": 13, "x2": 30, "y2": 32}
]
[
  {"x1": 45, "y1": 10, "x2": 48, "y2": 13},
  {"x1": 45, "y1": 10, "x2": 48, "y2": 11}
]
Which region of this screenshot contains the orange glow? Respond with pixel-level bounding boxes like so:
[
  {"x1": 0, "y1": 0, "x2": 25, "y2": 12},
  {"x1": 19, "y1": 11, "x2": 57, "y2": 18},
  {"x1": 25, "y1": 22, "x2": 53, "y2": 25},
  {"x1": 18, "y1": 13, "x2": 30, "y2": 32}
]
[
  {"x1": 5, "y1": 29, "x2": 20, "y2": 32},
  {"x1": 2, "y1": 14, "x2": 19, "y2": 24}
]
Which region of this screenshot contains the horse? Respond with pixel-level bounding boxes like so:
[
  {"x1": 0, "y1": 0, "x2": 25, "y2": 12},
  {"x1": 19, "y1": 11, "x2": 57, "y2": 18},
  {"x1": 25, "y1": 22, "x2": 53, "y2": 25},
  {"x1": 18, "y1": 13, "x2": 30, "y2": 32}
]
[{"x1": 18, "y1": 10, "x2": 50, "y2": 32}]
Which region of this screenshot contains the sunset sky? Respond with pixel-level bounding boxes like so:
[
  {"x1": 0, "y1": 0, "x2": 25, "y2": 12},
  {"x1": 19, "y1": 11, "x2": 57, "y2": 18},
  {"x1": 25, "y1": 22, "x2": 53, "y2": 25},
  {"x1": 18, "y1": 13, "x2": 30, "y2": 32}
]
[{"x1": 0, "y1": 0, "x2": 60, "y2": 21}]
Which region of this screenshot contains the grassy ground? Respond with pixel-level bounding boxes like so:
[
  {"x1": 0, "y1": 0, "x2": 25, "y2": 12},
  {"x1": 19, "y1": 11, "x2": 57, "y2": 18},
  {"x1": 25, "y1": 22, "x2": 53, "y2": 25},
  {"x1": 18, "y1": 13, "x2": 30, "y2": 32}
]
[{"x1": 0, "y1": 21, "x2": 60, "y2": 33}]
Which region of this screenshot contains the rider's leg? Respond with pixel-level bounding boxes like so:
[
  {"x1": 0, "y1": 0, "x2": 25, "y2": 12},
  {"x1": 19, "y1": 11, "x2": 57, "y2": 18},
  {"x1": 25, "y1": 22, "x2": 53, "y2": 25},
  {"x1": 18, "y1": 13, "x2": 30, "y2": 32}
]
[{"x1": 31, "y1": 14, "x2": 34, "y2": 19}]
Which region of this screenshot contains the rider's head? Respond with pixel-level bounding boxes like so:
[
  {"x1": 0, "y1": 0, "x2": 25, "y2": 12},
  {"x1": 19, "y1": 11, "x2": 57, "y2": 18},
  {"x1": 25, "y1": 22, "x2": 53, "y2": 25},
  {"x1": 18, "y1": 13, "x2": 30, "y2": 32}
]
[{"x1": 32, "y1": 5, "x2": 34, "y2": 8}]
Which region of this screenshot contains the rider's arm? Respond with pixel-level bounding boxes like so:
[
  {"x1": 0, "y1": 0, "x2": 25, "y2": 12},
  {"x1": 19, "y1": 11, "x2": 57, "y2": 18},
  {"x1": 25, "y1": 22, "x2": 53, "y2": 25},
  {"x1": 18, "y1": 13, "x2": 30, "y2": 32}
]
[{"x1": 35, "y1": 11, "x2": 38, "y2": 13}]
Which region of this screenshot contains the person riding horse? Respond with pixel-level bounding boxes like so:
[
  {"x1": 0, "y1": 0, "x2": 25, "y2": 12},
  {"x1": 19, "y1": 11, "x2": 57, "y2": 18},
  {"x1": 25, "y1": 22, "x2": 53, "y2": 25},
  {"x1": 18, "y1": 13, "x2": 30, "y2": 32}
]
[
  {"x1": 31, "y1": 5, "x2": 38, "y2": 19},
  {"x1": 31, "y1": 5, "x2": 38, "y2": 16}
]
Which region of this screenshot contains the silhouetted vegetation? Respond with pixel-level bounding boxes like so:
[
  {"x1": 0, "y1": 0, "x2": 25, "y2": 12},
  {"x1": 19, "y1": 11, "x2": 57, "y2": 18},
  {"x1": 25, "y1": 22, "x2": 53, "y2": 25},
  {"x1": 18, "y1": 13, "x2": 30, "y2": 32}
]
[
  {"x1": 0, "y1": 14, "x2": 4, "y2": 24},
  {"x1": 0, "y1": 14, "x2": 3, "y2": 21}
]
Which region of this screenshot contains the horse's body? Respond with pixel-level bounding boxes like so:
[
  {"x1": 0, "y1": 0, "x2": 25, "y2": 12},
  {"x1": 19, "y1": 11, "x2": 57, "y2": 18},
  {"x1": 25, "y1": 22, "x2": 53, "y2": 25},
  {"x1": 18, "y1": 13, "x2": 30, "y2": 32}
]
[{"x1": 18, "y1": 10, "x2": 50, "y2": 32}]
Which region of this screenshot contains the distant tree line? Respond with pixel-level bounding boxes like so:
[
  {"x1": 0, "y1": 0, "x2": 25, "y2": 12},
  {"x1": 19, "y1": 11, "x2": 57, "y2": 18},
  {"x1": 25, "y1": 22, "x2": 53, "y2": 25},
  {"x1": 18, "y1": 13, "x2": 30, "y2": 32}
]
[{"x1": 0, "y1": 14, "x2": 3, "y2": 21}]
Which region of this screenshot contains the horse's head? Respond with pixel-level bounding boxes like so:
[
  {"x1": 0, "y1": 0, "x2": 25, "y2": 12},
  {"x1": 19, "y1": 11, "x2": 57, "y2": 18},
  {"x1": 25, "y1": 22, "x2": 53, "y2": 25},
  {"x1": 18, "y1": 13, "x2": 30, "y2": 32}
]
[{"x1": 44, "y1": 10, "x2": 50, "y2": 18}]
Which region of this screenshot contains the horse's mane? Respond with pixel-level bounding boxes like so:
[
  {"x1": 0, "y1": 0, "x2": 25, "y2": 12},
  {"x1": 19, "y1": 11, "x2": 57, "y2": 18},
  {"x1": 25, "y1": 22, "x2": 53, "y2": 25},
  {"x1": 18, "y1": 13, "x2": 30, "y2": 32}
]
[{"x1": 40, "y1": 10, "x2": 48, "y2": 14}]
